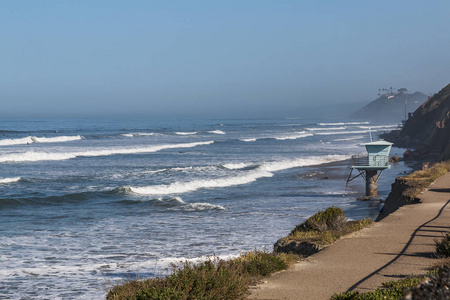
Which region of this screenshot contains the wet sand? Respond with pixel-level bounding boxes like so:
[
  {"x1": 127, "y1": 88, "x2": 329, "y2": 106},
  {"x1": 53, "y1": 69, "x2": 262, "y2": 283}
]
[{"x1": 249, "y1": 172, "x2": 450, "y2": 300}]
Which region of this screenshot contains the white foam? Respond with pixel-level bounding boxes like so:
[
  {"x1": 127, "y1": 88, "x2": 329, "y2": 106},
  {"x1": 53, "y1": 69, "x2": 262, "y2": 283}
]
[
  {"x1": 358, "y1": 125, "x2": 398, "y2": 129},
  {"x1": 318, "y1": 122, "x2": 370, "y2": 126},
  {"x1": 122, "y1": 132, "x2": 154, "y2": 137},
  {"x1": 175, "y1": 132, "x2": 197, "y2": 135},
  {"x1": 129, "y1": 154, "x2": 348, "y2": 196},
  {"x1": 156, "y1": 196, "x2": 185, "y2": 204},
  {"x1": 129, "y1": 169, "x2": 274, "y2": 195},
  {"x1": 260, "y1": 155, "x2": 349, "y2": 172},
  {"x1": 208, "y1": 130, "x2": 226, "y2": 135},
  {"x1": 239, "y1": 138, "x2": 257, "y2": 142},
  {"x1": 305, "y1": 126, "x2": 346, "y2": 131},
  {"x1": 274, "y1": 132, "x2": 313, "y2": 140},
  {"x1": 314, "y1": 130, "x2": 369, "y2": 135},
  {"x1": 0, "y1": 177, "x2": 21, "y2": 184},
  {"x1": 153, "y1": 197, "x2": 225, "y2": 211},
  {"x1": 222, "y1": 163, "x2": 252, "y2": 170},
  {"x1": 183, "y1": 203, "x2": 226, "y2": 211},
  {"x1": 0, "y1": 141, "x2": 214, "y2": 163},
  {"x1": 31, "y1": 135, "x2": 83, "y2": 143},
  {"x1": 156, "y1": 253, "x2": 240, "y2": 267},
  {"x1": 0, "y1": 135, "x2": 83, "y2": 146},
  {"x1": 0, "y1": 137, "x2": 33, "y2": 146}
]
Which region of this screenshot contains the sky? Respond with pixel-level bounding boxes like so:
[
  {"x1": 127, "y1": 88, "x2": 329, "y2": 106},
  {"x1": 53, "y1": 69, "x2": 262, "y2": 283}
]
[{"x1": 1, "y1": 1, "x2": 450, "y2": 118}]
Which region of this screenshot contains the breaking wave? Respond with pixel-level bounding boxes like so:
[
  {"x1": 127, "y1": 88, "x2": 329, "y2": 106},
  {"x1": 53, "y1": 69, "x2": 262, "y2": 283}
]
[
  {"x1": 358, "y1": 125, "x2": 398, "y2": 129},
  {"x1": 31, "y1": 136, "x2": 84, "y2": 143},
  {"x1": 274, "y1": 132, "x2": 314, "y2": 140},
  {"x1": 121, "y1": 132, "x2": 154, "y2": 137},
  {"x1": 305, "y1": 126, "x2": 346, "y2": 131},
  {"x1": 318, "y1": 122, "x2": 370, "y2": 126},
  {"x1": 128, "y1": 155, "x2": 348, "y2": 196},
  {"x1": 221, "y1": 163, "x2": 252, "y2": 170},
  {"x1": 154, "y1": 197, "x2": 225, "y2": 211},
  {"x1": 239, "y1": 138, "x2": 257, "y2": 142},
  {"x1": 0, "y1": 141, "x2": 214, "y2": 163},
  {"x1": 208, "y1": 130, "x2": 226, "y2": 135},
  {"x1": 0, "y1": 135, "x2": 83, "y2": 146},
  {"x1": 175, "y1": 132, "x2": 197, "y2": 135},
  {"x1": 314, "y1": 130, "x2": 369, "y2": 136},
  {"x1": 0, "y1": 177, "x2": 21, "y2": 184},
  {"x1": 129, "y1": 170, "x2": 274, "y2": 195}
]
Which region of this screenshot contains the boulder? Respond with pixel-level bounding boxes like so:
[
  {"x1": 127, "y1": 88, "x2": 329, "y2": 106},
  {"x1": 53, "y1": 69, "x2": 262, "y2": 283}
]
[{"x1": 273, "y1": 239, "x2": 326, "y2": 256}]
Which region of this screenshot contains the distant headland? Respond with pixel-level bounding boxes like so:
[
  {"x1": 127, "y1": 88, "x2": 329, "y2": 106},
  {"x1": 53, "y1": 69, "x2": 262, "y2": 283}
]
[{"x1": 349, "y1": 87, "x2": 428, "y2": 122}]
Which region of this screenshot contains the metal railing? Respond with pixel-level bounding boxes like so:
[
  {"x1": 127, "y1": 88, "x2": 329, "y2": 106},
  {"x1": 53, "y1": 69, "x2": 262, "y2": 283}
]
[{"x1": 351, "y1": 155, "x2": 389, "y2": 167}]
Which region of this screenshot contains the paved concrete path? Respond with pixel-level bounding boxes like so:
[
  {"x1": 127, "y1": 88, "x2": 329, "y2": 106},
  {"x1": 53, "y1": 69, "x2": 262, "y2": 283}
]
[{"x1": 249, "y1": 172, "x2": 450, "y2": 300}]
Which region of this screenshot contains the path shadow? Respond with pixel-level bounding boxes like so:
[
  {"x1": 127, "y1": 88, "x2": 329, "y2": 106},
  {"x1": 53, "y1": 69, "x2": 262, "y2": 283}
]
[
  {"x1": 347, "y1": 199, "x2": 450, "y2": 292},
  {"x1": 429, "y1": 188, "x2": 450, "y2": 193},
  {"x1": 375, "y1": 251, "x2": 435, "y2": 259}
]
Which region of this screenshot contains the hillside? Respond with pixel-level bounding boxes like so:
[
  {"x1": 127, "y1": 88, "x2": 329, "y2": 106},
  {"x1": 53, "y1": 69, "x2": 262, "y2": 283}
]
[
  {"x1": 349, "y1": 91, "x2": 428, "y2": 122},
  {"x1": 381, "y1": 83, "x2": 450, "y2": 161}
]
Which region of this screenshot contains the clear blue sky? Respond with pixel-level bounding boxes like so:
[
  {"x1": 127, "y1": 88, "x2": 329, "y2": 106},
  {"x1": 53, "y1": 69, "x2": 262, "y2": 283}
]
[{"x1": 1, "y1": 1, "x2": 449, "y2": 118}]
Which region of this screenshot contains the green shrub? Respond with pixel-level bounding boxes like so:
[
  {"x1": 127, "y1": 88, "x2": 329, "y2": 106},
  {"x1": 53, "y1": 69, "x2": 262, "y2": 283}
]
[
  {"x1": 237, "y1": 251, "x2": 292, "y2": 277},
  {"x1": 284, "y1": 207, "x2": 373, "y2": 247},
  {"x1": 136, "y1": 286, "x2": 182, "y2": 300},
  {"x1": 331, "y1": 288, "x2": 405, "y2": 300},
  {"x1": 293, "y1": 207, "x2": 347, "y2": 233},
  {"x1": 435, "y1": 233, "x2": 450, "y2": 258},
  {"x1": 107, "y1": 252, "x2": 298, "y2": 300}
]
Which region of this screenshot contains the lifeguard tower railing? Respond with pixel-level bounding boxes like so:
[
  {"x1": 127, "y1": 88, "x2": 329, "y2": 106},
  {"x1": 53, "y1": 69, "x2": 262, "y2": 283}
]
[{"x1": 351, "y1": 155, "x2": 390, "y2": 169}]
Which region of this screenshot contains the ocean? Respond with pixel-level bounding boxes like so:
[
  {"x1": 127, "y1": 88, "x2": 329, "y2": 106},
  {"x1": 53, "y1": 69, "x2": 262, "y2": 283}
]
[{"x1": 0, "y1": 117, "x2": 411, "y2": 299}]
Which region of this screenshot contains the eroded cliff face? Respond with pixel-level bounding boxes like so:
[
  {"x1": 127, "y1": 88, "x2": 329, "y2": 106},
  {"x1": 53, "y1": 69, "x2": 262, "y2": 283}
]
[
  {"x1": 383, "y1": 83, "x2": 450, "y2": 161},
  {"x1": 375, "y1": 177, "x2": 420, "y2": 221}
]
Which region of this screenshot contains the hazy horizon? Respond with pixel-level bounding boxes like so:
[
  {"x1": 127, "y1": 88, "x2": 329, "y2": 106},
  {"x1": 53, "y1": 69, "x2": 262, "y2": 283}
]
[{"x1": 1, "y1": 1, "x2": 449, "y2": 118}]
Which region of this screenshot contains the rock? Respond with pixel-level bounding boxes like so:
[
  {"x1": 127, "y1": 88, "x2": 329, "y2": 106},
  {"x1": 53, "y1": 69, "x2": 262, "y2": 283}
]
[
  {"x1": 273, "y1": 239, "x2": 326, "y2": 256},
  {"x1": 376, "y1": 178, "x2": 421, "y2": 221},
  {"x1": 390, "y1": 155, "x2": 400, "y2": 163}
]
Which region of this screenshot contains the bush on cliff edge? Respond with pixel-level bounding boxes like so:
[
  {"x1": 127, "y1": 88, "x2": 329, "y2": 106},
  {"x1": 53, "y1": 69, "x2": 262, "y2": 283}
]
[{"x1": 275, "y1": 207, "x2": 373, "y2": 255}]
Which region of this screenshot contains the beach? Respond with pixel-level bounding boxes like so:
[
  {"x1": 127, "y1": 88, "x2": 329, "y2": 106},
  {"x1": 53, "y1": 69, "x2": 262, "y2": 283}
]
[{"x1": 249, "y1": 171, "x2": 450, "y2": 299}]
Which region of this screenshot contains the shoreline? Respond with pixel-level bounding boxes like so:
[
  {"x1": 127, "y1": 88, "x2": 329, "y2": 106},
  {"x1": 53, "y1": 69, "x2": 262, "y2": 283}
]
[{"x1": 249, "y1": 166, "x2": 450, "y2": 299}]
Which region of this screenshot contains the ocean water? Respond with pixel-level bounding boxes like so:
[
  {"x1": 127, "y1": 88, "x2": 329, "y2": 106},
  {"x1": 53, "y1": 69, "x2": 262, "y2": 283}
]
[{"x1": 0, "y1": 117, "x2": 411, "y2": 299}]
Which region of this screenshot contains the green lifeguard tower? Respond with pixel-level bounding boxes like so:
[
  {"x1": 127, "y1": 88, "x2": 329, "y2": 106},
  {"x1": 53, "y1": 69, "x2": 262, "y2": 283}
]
[{"x1": 345, "y1": 140, "x2": 393, "y2": 198}]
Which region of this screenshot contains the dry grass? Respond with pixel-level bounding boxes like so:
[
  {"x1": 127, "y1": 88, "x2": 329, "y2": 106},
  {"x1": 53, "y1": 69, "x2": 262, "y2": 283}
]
[{"x1": 402, "y1": 160, "x2": 450, "y2": 199}]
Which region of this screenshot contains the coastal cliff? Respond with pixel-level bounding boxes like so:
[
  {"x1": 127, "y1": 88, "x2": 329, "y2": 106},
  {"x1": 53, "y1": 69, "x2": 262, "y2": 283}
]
[
  {"x1": 381, "y1": 83, "x2": 450, "y2": 161},
  {"x1": 376, "y1": 85, "x2": 450, "y2": 220}
]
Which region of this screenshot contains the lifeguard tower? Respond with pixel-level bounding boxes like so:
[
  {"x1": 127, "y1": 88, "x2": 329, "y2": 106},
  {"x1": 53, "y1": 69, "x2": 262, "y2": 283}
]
[{"x1": 345, "y1": 140, "x2": 393, "y2": 198}]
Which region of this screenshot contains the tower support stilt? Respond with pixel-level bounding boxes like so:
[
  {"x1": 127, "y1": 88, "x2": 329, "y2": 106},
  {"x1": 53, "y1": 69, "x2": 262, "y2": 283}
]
[{"x1": 365, "y1": 169, "x2": 378, "y2": 197}]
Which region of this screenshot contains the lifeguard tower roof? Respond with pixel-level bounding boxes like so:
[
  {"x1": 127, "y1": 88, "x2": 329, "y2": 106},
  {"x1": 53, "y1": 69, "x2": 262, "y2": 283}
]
[{"x1": 362, "y1": 140, "x2": 393, "y2": 147}]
